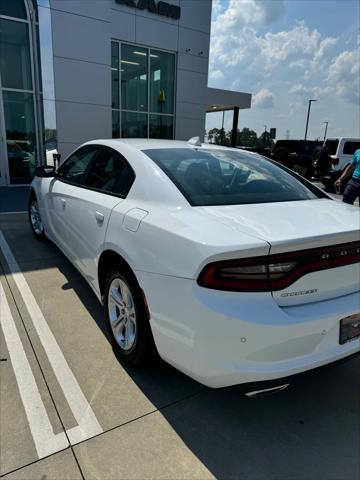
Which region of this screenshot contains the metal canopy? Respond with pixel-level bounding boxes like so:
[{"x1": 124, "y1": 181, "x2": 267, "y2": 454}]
[{"x1": 206, "y1": 87, "x2": 252, "y2": 113}]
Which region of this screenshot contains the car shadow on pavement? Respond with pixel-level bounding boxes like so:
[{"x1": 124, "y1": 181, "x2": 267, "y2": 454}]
[{"x1": 56, "y1": 255, "x2": 360, "y2": 480}]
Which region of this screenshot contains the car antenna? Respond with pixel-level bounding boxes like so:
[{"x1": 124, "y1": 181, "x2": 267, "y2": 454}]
[{"x1": 188, "y1": 136, "x2": 202, "y2": 146}]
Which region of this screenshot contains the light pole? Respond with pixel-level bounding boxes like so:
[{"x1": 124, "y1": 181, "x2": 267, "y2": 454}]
[
  {"x1": 323, "y1": 121, "x2": 328, "y2": 141},
  {"x1": 263, "y1": 125, "x2": 267, "y2": 148},
  {"x1": 304, "y1": 99, "x2": 317, "y2": 141},
  {"x1": 220, "y1": 110, "x2": 225, "y2": 145}
]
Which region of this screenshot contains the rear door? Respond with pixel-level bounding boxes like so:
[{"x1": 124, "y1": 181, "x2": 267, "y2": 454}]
[{"x1": 65, "y1": 146, "x2": 135, "y2": 294}]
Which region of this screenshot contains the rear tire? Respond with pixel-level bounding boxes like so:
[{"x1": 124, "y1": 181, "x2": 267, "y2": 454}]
[
  {"x1": 104, "y1": 266, "x2": 156, "y2": 367},
  {"x1": 28, "y1": 194, "x2": 47, "y2": 241}
]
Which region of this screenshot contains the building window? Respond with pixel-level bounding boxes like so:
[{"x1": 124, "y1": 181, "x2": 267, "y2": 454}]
[
  {"x1": 0, "y1": 19, "x2": 33, "y2": 90},
  {"x1": 111, "y1": 41, "x2": 175, "y2": 139},
  {"x1": 121, "y1": 44, "x2": 148, "y2": 112}
]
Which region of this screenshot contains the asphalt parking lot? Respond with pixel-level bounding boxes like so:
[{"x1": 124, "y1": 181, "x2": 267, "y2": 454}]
[{"x1": 0, "y1": 199, "x2": 359, "y2": 479}]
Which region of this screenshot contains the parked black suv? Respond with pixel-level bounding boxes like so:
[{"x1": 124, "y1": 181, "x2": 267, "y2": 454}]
[{"x1": 271, "y1": 139, "x2": 322, "y2": 178}]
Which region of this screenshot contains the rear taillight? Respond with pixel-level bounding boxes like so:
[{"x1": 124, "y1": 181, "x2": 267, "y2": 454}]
[
  {"x1": 197, "y1": 241, "x2": 360, "y2": 292},
  {"x1": 197, "y1": 258, "x2": 297, "y2": 292},
  {"x1": 331, "y1": 157, "x2": 339, "y2": 165}
]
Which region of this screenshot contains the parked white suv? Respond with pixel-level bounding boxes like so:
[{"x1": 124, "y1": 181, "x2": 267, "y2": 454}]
[{"x1": 321, "y1": 138, "x2": 360, "y2": 189}]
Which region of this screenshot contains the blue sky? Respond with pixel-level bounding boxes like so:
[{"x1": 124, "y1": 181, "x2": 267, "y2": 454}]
[{"x1": 206, "y1": 0, "x2": 360, "y2": 140}]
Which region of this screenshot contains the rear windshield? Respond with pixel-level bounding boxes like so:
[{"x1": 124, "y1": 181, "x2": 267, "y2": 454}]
[{"x1": 143, "y1": 148, "x2": 321, "y2": 206}]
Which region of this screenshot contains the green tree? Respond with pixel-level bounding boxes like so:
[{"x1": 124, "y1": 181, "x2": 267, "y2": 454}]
[{"x1": 237, "y1": 128, "x2": 258, "y2": 147}]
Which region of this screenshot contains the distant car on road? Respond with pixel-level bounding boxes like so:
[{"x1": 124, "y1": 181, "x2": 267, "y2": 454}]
[{"x1": 29, "y1": 139, "x2": 360, "y2": 394}]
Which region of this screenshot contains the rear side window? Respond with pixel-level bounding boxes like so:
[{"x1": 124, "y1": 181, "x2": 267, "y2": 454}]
[
  {"x1": 143, "y1": 148, "x2": 321, "y2": 206},
  {"x1": 343, "y1": 142, "x2": 360, "y2": 155},
  {"x1": 324, "y1": 139, "x2": 339, "y2": 155},
  {"x1": 57, "y1": 146, "x2": 98, "y2": 185},
  {"x1": 84, "y1": 147, "x2": 135, "y2": 197}
]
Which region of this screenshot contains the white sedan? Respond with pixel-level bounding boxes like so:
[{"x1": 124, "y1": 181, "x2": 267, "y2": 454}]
[{"x1": 29, "y1": 139, "x2": 360, "y2": 393}]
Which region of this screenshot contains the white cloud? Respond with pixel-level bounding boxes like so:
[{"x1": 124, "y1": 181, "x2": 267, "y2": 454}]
[
  {"x1": 289, "y1": 59, "x2": 306, "y2": 69},
  {"x1": 290, "y1": 83, "x2": 332, "y2": 102},
  {"x1": 207, "y1": 0, "x2": 359, "y2": 138},
  {"x1": 290, "y1": 84, "x2": 312, "y2": 96},
  {"x1": 252, "y1": 89, "x2": 275, "y2": 108},
  {"x1": 313, "y1": 37, "x2": 338, "y2": 63},
  {"x1": 210, "y1": 14, "x2": 338, "y2": 81},
  {"x1": 209, "y1": 69, "x2": 225, "y2": 81},
  {"x1": 211, "y1": 0, "x2": 285, "y2": 34},
  {"x1": 255, "y1": 22, "x2": 321, "y2": 67},
  {"x1": 327, "y1": 47, "x2": 360, "y2": 103}
]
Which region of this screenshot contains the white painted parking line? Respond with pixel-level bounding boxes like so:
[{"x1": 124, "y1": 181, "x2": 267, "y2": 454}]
[
  {"x1": 0, "y1": 232, "x2": 103, "y2": 444},
  {"x1": 0, "y1": 282, "x2": 69, "y2": 458}
]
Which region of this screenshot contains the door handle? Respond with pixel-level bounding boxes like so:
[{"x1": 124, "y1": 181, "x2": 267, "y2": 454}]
[
  {"x1": 60, "y1": 198, "x2": 66, "y2": 208},
  {"x1": 95, "y1": 211, "x2": 104, "y2": 224}
]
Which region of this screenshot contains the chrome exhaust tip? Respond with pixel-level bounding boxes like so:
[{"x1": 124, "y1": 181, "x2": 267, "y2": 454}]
[{"x1": 244, "y1": 383, "x2": 290, "y2": 397}]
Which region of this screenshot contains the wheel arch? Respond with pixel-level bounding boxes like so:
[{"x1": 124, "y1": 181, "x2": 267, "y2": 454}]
[
  {"x1": 98, "y1": 249, "x2": 138, "y2": 299},
  {"x1": 29, "y1": 186, "x2": 36, "y2": 200}
]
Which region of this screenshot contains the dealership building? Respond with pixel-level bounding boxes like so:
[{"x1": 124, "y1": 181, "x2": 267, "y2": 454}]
[{"x1": 0, "y1": 0, "x2": 251, "y2": 185}]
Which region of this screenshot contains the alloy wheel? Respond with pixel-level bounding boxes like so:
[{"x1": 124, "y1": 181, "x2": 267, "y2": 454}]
[
  {"x1": 108, "y1": 277, "x2": 137, "y2": 351},
  {"x1": 30, "y1": 200, "x2": 44, "y2": 236}
]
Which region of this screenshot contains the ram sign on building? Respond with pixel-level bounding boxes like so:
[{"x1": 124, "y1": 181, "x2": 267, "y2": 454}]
[{"x1": 0, "y1": 0, "x2": 251, "y2": 185}]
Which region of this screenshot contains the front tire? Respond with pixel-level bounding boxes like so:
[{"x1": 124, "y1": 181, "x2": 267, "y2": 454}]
[
  {"x1": 104, "y1": 267, "x2": 155, "y2": 367},
  {"x1": 28, "y1": 195, "x2": 46, "y2": 241}
]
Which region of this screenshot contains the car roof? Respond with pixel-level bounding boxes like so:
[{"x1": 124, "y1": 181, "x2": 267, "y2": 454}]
[
  {"x1": 85, "y1": 138, "x2": 195, "y2": 151},
  {"x1": 84, "y1": 138, "x2": 256, "y2": 155}
]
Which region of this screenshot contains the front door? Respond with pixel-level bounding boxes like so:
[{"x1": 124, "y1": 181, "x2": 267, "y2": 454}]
[{"x1": 47, "y1": 145, "x2": 100, "y2": 256}]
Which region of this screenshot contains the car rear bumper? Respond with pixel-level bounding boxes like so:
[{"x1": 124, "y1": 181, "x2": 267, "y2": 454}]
[{"x1": 137, "y1": 271, "x2": 360, "y2": 388}]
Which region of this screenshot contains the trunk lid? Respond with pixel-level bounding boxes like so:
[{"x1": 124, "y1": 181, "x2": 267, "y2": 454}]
[{"x1": 198, "y1": 199, "x2": 360, "y2": 306}]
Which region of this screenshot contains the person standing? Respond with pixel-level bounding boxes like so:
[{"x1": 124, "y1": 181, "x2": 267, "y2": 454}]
[{"x1": 334, "y1": 148, "x2": 360, "y2": 205}]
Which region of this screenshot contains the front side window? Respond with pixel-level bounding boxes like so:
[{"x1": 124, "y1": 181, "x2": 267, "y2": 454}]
[
  {"x1": 143, "y1": 148, "x2": 322, "y2": 206},
  {"x1": 57, "y1": 146, "x2": 98, "y2": 185},
  {"x1": 84, "y1": 147, "x2": 135, "y2": 196}
]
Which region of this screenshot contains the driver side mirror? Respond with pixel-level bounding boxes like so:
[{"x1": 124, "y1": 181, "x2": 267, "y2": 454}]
[{"x1": 35, "y1": 165, "x2": 56, "y2": 177}]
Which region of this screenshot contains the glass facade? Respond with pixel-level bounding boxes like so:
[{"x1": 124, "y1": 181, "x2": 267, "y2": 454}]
[
  {"x1": 0, "y1": 0, "x2": 56, "y2": 185},
  {"x1": 3, "y1": 91, "x2": 37, "y2": 182},
  {"x1": 150, "y1": 50, "x2": 175, "y2": 115},
  {"x1": 121, "y1": 44, "x2": 148, "y2": 112},
  {"x1": 0, "y1": 0, "x2": 27, "y2": 19},
  {"x1": 0, "y1": 1, "x2": 38, "y2": 184},
  {"x1": 0, "y1": 19, "x2": 32, "y2": 90},
  {"x1": 121, "y1": 111, "x2": 148, "y2": 138},
  {"x1": 112, "y1": 41, "x2": 175, "y2": 139}
]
